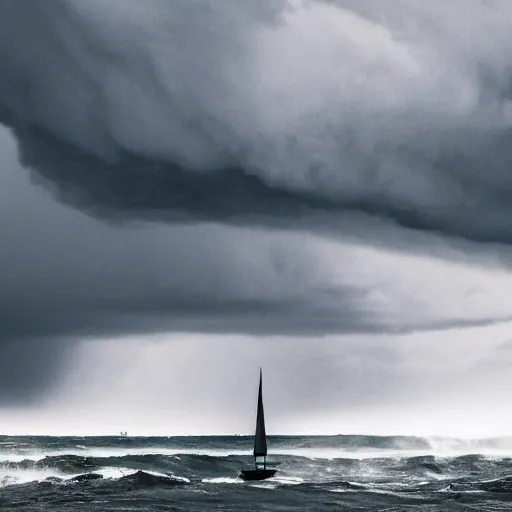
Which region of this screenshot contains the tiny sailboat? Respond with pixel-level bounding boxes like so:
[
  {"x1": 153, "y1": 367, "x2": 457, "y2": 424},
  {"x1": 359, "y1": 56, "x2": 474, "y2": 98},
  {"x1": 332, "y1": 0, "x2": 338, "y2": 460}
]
[{"x1": 239, "y1": 369, "x2": 277, "y2": 481}]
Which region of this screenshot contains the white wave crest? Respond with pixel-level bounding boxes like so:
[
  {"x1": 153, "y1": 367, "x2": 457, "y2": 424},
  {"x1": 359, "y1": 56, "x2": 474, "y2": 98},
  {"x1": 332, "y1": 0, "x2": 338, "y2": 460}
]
[
  {"x1": 0, "y1": 468, "x2": 61, "y2": 488},
  {"x1": 202, "y1": 477, "x2": 241, "y2": 484}
]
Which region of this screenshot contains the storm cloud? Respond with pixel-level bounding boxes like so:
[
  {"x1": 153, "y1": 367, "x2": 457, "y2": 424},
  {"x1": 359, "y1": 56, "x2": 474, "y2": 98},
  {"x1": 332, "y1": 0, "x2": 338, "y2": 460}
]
[
  {"x1": 2, "y1": 1, "x2": 512, "y2": 411},
  {"x1": 2, "y1": 1, "x2": 512, "y2": 242}
]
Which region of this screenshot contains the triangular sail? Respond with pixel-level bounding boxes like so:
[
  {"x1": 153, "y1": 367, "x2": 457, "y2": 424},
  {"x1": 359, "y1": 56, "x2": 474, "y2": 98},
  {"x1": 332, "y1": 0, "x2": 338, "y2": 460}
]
[{"x1": 253, "y1": 368, "x2": 267, "y2": 457}]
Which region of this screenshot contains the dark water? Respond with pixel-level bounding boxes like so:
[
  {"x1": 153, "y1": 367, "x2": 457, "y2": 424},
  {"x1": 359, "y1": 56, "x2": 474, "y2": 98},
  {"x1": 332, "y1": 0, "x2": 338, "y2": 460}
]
[{"x1": 2, "y1": 435, "x2": 512, "y2": 511}]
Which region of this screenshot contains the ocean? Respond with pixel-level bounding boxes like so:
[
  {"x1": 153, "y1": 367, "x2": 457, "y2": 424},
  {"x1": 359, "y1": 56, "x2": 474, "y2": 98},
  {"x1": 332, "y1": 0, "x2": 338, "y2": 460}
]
[{"x1": 2, "y1": 435, "x2": 512, "y2": 511}]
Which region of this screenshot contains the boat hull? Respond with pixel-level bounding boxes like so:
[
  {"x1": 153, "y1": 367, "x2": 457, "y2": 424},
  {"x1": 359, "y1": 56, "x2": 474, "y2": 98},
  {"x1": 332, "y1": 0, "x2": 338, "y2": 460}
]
[{"x1": 239, "y1": 468, "x2": 277, "y2": 481}]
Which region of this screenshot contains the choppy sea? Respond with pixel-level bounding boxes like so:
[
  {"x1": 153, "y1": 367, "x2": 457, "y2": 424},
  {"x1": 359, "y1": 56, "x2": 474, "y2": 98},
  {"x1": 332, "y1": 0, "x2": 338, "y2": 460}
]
[{"x1": 2, "y1": 435, "x2": 512, "y2": 511}]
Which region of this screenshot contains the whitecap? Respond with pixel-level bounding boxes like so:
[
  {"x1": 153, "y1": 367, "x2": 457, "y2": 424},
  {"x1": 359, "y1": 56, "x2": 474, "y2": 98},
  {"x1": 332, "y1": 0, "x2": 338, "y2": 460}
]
[{"x1": 202, "y1": 477, "x2": 241, "y2": 484}]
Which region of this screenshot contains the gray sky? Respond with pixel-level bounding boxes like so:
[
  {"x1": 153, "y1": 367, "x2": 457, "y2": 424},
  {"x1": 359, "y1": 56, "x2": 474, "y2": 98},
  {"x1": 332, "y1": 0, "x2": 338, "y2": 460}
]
[{"x1": 1, "y1": 0, "x2": 512, "y2": 435}]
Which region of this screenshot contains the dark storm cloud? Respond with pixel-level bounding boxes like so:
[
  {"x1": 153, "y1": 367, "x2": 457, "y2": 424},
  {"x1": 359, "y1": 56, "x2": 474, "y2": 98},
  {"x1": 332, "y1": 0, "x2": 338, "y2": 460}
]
[
  {"x1": 3, "y1": 0, "x2": 512, "y2": 407},
  {"x1": 2, "y1": 0, "x2": 512, "y2": 247},
  {"x1": 11, "y1": 122, "x2": 512, "y2": 245},
  {"x1": 2, "y1": 1, "x2": 512, "y2": 244}
]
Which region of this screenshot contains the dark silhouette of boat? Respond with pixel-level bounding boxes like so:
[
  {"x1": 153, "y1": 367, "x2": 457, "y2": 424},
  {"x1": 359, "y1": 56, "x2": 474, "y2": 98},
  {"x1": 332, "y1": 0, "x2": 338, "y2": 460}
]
[{"x1": 239, "y1": 369, "x2": 277, "y2": 481}]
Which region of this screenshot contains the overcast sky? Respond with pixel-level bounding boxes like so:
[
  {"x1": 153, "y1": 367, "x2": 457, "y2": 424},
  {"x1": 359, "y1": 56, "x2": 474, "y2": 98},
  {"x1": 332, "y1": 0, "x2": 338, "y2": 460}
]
[{"x1": 1, "y1": 0, "x2": 512, "y2": 436}]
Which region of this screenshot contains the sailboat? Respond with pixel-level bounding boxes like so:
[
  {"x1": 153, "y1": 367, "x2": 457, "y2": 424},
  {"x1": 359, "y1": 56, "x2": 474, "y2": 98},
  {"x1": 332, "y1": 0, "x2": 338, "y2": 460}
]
[{"x1": 239, "y1": 369, "x2": 277, "y2": 481}]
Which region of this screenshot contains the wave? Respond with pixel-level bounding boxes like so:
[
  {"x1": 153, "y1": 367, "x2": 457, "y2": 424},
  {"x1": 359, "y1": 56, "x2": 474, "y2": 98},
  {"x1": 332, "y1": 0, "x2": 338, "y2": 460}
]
[
  {"x1": 2, "y1": 435, "x2": 512, "y2": 494},
  {"x1": 0, "y1": 467, "x2": 62, "y2": 488},
  {"x1": 0, "y1": 453, "x2": 506, "y2": 481},
  {"x1": 5, "y1": 435, "x2": 512, "y2": 463},
  {"x1": 0, "y1": 462, "x2": 191, "y2": 490},
  {"x1": 2, "y1": 437, "x2": 512, "y2": 511},
  {"x1": 1, "y1": 452, "x2": 512, "y2": 499}
]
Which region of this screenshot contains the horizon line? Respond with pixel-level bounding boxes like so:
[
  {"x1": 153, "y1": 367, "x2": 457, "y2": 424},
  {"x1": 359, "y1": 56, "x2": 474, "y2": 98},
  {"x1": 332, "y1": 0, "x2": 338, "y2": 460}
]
[{"x1": 1, "y1": 432, "x2": 512, "y2": 440}]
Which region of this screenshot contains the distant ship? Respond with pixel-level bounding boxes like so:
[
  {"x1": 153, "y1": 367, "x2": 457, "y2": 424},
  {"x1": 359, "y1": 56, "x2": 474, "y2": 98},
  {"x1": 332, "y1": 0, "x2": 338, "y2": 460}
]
[
  {"x1": 120, "y1": 431, "x2": 128, "y2": 437},
  {"x1": 239, "y1": 369, "x2": 277, "y2": 481}
]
